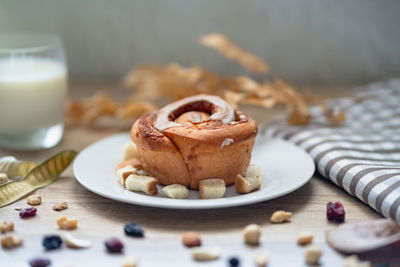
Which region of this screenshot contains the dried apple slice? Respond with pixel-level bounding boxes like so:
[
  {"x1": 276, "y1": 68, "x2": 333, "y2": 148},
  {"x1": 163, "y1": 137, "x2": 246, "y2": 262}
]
[
  {"x1": 0, "y1": 150, "x2": 77, "y2": 207},
  {"x1": 325, "y1": 219, "x2": 400, "y2": 253}
]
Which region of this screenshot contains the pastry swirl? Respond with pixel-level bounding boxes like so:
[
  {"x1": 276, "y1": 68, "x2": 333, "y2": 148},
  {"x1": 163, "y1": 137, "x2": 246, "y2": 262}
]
[{"x1": 131, "y1": 94, "x2": 258, "y2": 189}]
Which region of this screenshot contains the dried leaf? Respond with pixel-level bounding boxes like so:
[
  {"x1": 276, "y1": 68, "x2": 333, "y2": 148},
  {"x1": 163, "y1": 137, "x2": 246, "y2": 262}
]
[
  {"x1": 200, "y1": 33, "x2": 269, "y2": 74},
  {"x1": 67, "y1": 33, "x2": 349, "y2": 127},
  {"x1": 0, "y1": 150, "x2": 77, "y2": 207},
  {"x1": 224, "y1": 90, "x2": 245, "y2": 108}
]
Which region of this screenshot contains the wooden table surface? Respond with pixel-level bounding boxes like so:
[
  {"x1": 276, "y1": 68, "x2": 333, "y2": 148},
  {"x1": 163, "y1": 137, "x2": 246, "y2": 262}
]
[{"x1": 0, "y1": 82, "x2": 398, "y2": 267}]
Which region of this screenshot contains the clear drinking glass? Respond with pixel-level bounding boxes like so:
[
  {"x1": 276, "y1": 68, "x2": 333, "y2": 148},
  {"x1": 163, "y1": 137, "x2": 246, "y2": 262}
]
[{"x1": 0, "y1": 33, "x2": 67, "y2": 150}]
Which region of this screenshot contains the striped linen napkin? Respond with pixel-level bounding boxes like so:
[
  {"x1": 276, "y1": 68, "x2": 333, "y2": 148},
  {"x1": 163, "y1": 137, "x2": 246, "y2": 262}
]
[{"x1": 263, "y1": 79, "x2": 400, "y2": 223}]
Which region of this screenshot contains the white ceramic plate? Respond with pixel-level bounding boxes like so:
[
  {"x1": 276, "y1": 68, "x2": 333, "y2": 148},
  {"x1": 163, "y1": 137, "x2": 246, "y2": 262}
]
[{"x1": 73, "y1": 132, "x2": 315, "y2": 209}]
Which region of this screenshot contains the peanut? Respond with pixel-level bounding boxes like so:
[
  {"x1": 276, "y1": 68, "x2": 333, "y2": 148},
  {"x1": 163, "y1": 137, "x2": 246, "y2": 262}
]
[
  {"x1": 1, "y1": 234, "x2": 23, "y2": 249},
  {"x1": 57, "y1": 216, "x2": 78, "y2": 230},
  {"x1": 270, "y1": 210, "x2": 292, "y2": 223},
  {"x1": 304, "y1": 245, "x2": 322, "y2": 265},
  {"x1": 297, "y1": 233, "x2": 314, "y2": 246},
  {"x1": 26, "y1": 195, "x2": 41, "y2": 206},
  {"x1": 0, "y1": 221, "x2": 14, "y2": 233},
  {"x1": 243, "y1": 224, "x2": 261, "y2": 245},
  {"x1": 182, "y1": 231, "x2": 201, "y2": 247}
]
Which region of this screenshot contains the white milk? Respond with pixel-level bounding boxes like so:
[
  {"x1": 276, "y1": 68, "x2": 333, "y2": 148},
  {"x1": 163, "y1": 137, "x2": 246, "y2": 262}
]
[{"x1": 0, "y1": 58, "x2": 67, "y2": 134}]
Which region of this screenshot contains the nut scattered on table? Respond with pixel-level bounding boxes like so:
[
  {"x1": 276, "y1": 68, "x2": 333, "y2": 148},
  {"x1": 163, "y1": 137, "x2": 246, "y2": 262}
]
[
  {"x1": 243, "y1": 224, "x2": 261, "y2": 245},
  {"x1": 182, "y1": 231, "x2": 201, "y2": 247},
  {"x1": 270, "y1": 210, "x2": 292, "y2": 223},
  {"x1": 254, "y1": 252, "x2": 269, "y2": 267},
  {"x1": 62, "y1": 233, "x2": 92, "y2": 249},
  {"x1": 199, "y1": 178, "x2": 226, "y2": 199},
  {"x1": 14, "y1": 207, "x2": 22, "y2": 211},
  {"x1": 122, "y1": 256, "x2": 139, "y2": 267},
  {"x1": 53, "y1": 201, "x2": 68, "y2": 211},
  {"x1": 297, "y1": 233, "x2": 314, "y2": 246},
  {"x1": 1, "y1": 234, "x2": 23, "y2": 249},
  {"x1": 304, "y1": 245, "x2": 322, "y2": 265},
  {"x1": 343, "y1": 255, "x2": 371, "y2": 267},
  {"x1": 0, "y1": 172, "x2": 8, "y2": 184},
  {"x1": 57, "y1": 216, "x2": 78, "y2": 230},
  {"x1": 0, "y1": 220, "x2": 14, "y2": 233},
  {"x1": 191, "y1": 247, "x2": 220, "y2": 261},
  {"x1": 162, "y1": 184, "x2": 189, "y2": 199},
  {"x1": 26, "y1": 195, "x2": 42, "y2": 206}
]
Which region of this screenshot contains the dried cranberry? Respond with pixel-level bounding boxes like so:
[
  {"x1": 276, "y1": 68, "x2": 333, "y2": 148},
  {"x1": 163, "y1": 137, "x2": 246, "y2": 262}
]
[
  {"x1": 105, "y1": 237, "x2": 124, "y2": 253},
  {"x1": 124, "y1": 222, "x2": 144, "y2": 237},
  {"x1": 29, "y1": 257, "x2": 51, "y2": 267},
  {"x1": 42, "y1": 235, "x2": 62, "y2": 250},
  {"x1": 327, "y1": 201, "x2": 345, "y2": 223},
  {"x1": 19, "y1": 207, "x2": 37, "y2": 218}
]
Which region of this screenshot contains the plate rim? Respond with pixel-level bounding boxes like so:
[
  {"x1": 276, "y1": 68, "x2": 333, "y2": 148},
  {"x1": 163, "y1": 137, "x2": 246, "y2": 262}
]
[{"x1": 73, "y1": 132, "x2": 315, "y2": 209}]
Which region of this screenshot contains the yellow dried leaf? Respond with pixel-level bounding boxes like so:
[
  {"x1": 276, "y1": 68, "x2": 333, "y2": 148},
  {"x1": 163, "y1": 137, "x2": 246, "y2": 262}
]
[
  {"x1": 200, "y1": 33, "x2": 269, "y2": 74},
  {"x1": 224, "y1": 90, "x2": 245, "y2": 108}
]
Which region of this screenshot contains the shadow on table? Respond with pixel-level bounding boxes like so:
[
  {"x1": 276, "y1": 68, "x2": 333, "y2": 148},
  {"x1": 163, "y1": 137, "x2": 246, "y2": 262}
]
[{"x1": 70, "y1": 176, "x2": 315, "y2": 231}]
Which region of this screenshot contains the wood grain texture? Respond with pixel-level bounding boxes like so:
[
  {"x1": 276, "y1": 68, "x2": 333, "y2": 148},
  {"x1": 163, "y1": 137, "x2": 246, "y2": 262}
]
[{"x1": 0, "y1": 83, "x2": 398, "y2": 266}]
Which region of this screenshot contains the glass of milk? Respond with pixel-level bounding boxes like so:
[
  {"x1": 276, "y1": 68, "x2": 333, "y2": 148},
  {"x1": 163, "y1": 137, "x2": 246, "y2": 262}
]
[{"x1": 0, "y1": 33, "x2": 67, "y2": 150}]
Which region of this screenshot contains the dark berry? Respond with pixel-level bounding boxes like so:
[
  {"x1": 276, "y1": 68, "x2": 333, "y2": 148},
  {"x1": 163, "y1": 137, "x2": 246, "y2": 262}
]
[
  {"x1": 42, "y1": 235, "x2": 62, "y2": 250},
  {"x1": 105, "y1": 237, "x2": 124, "y2": 253},
  {"x1": 19, "y1": 207, "x2": 37, "y2": 218},
  {"x1": 124, "y1": 222, "x2": 144, "y2": 237},
  {"x1": 228, "y1": 257, "x2": 240, "y2": 267},
  {"x1": 29, "y1": 257, "x2": 51, "y2": 267},
  {"x1": 327, "y1": 201, "x2": 345, "y2": 223}
]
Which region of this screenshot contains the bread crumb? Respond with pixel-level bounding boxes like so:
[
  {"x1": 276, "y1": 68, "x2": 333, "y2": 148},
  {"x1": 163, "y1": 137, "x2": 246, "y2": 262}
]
[
  {"x1": 162, "y1": 184, "x2": 189, "y2": 199},
  {"x1": 199, "y1": 178, "x2": 226, "y2": 199},
  {"x1": 235, "y1": 165, "x2": 262, "y2": 194},
  {"x1": 123, "y1": 143, "x2": 139, "y2": 160},
  {"x1": 125, "y1": 174, "x2": 158, "y2": 195}
]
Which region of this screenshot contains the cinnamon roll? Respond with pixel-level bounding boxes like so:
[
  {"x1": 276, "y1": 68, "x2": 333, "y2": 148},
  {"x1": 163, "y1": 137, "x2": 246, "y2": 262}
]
[{"x1": 131, "y1": 94, "x2": 258, "y2": 190}]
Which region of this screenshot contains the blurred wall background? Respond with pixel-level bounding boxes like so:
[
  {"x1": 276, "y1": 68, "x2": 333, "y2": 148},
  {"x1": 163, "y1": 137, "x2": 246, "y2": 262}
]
[{"x1": 1, "y1": 0, "x2": 399, "y2": 84}]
